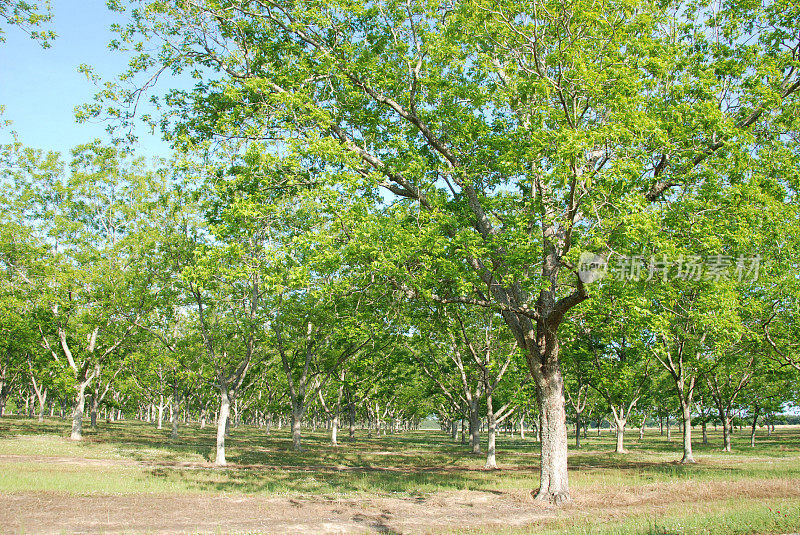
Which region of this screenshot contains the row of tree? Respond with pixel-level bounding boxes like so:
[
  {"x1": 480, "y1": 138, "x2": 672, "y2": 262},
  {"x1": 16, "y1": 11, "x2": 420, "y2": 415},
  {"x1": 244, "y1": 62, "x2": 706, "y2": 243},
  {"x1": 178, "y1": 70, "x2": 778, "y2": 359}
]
[{"x1": 1, "y1": 0, "x2": 799, "y2": 505}]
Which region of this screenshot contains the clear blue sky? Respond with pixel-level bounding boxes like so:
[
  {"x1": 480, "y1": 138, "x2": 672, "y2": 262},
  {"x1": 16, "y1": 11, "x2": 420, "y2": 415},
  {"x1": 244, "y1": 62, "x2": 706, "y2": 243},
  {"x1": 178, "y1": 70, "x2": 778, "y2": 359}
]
[{"x1": 0, "y1": 1, "x2": 172, "y2": 160}]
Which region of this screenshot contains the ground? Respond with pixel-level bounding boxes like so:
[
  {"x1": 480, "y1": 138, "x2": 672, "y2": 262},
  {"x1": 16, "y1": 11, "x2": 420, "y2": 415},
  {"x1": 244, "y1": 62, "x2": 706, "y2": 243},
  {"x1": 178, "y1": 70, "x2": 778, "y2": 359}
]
[{"x1": 1, "y1": 418, "x2": 799, "y2": 534}]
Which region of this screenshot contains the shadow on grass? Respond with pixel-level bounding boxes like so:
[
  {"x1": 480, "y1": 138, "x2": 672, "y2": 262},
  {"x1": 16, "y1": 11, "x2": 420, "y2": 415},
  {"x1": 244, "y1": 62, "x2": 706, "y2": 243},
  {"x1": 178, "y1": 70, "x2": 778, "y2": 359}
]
[{"x1": 3, "y1": 416, "x2": 800, "y2": 496}]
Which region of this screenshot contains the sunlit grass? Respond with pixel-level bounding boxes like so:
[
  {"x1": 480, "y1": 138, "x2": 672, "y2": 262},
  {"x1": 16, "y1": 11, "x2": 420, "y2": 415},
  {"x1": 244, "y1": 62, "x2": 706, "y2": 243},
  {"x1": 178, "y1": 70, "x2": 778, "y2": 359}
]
[{"x1": 2, "y1": 417, "x2": 800, "y2": 533}]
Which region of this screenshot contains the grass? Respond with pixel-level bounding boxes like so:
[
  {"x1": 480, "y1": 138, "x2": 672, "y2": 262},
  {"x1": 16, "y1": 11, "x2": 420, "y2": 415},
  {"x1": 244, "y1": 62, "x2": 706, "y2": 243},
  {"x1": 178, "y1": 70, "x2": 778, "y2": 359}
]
[{"x1": 1, "y1": 416, "x2": 799, "y2": 533}]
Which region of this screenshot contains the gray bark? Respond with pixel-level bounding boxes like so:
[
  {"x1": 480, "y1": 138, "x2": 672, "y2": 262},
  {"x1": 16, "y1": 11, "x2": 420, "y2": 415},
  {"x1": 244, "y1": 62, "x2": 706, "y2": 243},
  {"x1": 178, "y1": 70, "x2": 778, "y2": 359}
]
[{"x1": 215, "y1": 390, "x2": 230, "y2": 466}]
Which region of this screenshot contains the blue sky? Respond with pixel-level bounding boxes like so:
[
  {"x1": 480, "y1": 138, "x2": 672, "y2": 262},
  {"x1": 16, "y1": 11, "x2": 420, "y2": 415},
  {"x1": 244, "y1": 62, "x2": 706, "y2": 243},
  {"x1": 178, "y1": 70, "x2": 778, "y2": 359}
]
[{"x1": 0, "y1": 1, "x2": 171, "y2": 160}]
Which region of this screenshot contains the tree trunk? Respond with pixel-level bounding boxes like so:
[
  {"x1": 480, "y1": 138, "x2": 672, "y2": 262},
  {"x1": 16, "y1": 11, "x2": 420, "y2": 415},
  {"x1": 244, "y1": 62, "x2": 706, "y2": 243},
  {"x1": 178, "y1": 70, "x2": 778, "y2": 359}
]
[
  {"x1": 36, "y1": 388, "x2": 47, "y2": 423},
  {"x1": 157, "y1": 395, "x2": 164, "y2": 430},
  {"x1": 485, "y1": 396, "x2": 498, "y2": 470},
  {"x1": 535, "y1": 378, "x2": 570, "y2": 504},
  {"x1": 520, "y1": 414, "x2": 526, "y2": 440},
  {"x1": 468, "y1": 398, "x2": 481, "y2": 454},
  {"x1": 90, "y1": 395, "x2": 99, "y2": 428},
  {"x1": 331, "y1": 414, "x2": 339, "y2": 447},
  {"x1": 702, "y1": 421, "x2": 707, "y2": 445},
  {"x1": 171, "y1": 389, "x2": 180, "y2": 440},
  {"x1": 291, "y1": 404, "x2": 303, "y2": 451},
  {"x1": 575, "y1": 412, "x2": 582, "y2": 448},
  {"x1": 215, "y1": 390, "x2": 230, "y2": 466},
  {"x1": 679, "y1": 403, "x2": 695, "y2": 463},
  {"x1": 349, "y1": 401, "x2": 356, "y2": 441},
  {"x1": 71, "y1": 382, "x2": 89, "y2": 441},
  {"x1": 614, "y1": 417, "x2": 627, "y2": 453},
  {"x1": 750, "y1": 408, "x2": 759, "y2": 448},
  {"x1": 722, "y1": 415, "x2": 732, "y2": 452}
]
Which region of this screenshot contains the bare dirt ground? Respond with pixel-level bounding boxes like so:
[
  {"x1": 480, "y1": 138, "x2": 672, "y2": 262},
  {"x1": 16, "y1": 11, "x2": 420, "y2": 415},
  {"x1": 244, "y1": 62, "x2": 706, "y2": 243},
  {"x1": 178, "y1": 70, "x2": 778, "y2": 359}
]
[{"x1": 3, "y1": 475, "x2": 800, "y2": 534}]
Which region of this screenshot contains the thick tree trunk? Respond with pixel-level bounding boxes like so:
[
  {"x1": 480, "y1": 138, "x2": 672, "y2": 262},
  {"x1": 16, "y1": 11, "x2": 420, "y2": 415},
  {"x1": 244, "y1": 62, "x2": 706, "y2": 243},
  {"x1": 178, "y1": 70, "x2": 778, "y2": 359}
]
[
  {"x1": 535, "y1": 378, "x2": 570, "y2": 504},
  {"x1": 215, "y1": 390, "x2": 230, "y2": 466}
]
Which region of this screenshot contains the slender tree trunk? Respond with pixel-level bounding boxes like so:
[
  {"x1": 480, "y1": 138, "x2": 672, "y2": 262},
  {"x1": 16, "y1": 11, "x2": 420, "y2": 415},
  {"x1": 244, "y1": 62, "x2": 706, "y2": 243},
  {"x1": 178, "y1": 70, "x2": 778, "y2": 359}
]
[
  {"x1": 349, "y1": 401, "x2": 356, "y2": 441},
  {"x1": 171, "y1": 389, "x2": 180, "y2": 439},
  {"x1": 215, "y1": 390, "x2": 230, "y2": 466},
  {"x1": 702, "y1": 421, "x2": 707, "y2": 445},
  {"x1": 614, "y1": 417, "x2": 627, "y2": 453},
  {"x1": 680, "y1": 403, "x2": 695, "y2": 463},
  {"x1": 722, "y1": 415, "x2": 732, "y2": 452},
  {"x1": 157, "y1": 395, "x2": 164, "y2": 430},
  {"x1": 520, "y1": 414, "x2": 526, "y2": 440},
  {"x1": 331, "y1": 414, "x2": 339, "y2": 447},
  {"x1": 750, "y1": 408, "x2": 759, "y2": 448},
  {"x1": 485, "y1": 396, "x2": 498, "y2": 470},
  {"x1": 90, "y1": 395, "x2": 99, "y2": 428},
  {"x1": 575, "y1": 412, "x2": 581, "y2": 448},
  {"x1": 469, "y1": 398, "x2": 481, "y2": 454}
]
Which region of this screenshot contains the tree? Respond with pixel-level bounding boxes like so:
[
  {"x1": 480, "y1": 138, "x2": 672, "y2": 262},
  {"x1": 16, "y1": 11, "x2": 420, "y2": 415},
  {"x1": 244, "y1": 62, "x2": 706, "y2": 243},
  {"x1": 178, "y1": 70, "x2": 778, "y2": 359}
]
[
  {"x1": 89, "y1": 0, "x2": 800, "y2": 503},
  {"x1": 1, "y1": 142, "x2": 157, "y2": 439}
]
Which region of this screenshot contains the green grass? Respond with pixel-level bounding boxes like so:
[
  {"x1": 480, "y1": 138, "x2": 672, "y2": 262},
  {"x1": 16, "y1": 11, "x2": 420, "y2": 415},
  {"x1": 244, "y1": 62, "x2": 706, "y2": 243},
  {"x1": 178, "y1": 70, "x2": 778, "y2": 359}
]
[{"x1": 1, "y1": 416, "x2": 799, "y2": 533}]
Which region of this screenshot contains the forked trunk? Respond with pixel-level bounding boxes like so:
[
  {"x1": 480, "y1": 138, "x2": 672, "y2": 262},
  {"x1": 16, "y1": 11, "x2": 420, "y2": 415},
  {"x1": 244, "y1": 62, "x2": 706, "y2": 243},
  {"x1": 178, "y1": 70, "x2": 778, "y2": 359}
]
[
  {"x1": 215, "y1": 390, "x2": 230, "y2": 466},
  {"x1": 36, "y1": 389, "x2": 47, "y2": 423},
  {"x1": 614, "y1": 418, "x2": 627, "y2": 453}
]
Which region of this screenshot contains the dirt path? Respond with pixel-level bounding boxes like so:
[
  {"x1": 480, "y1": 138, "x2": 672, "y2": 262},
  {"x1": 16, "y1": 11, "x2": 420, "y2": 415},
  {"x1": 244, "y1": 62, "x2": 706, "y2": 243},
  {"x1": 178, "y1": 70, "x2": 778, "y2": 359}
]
[{"x1": 3, "y1": 478, "x2": 800, "y2": 534}]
